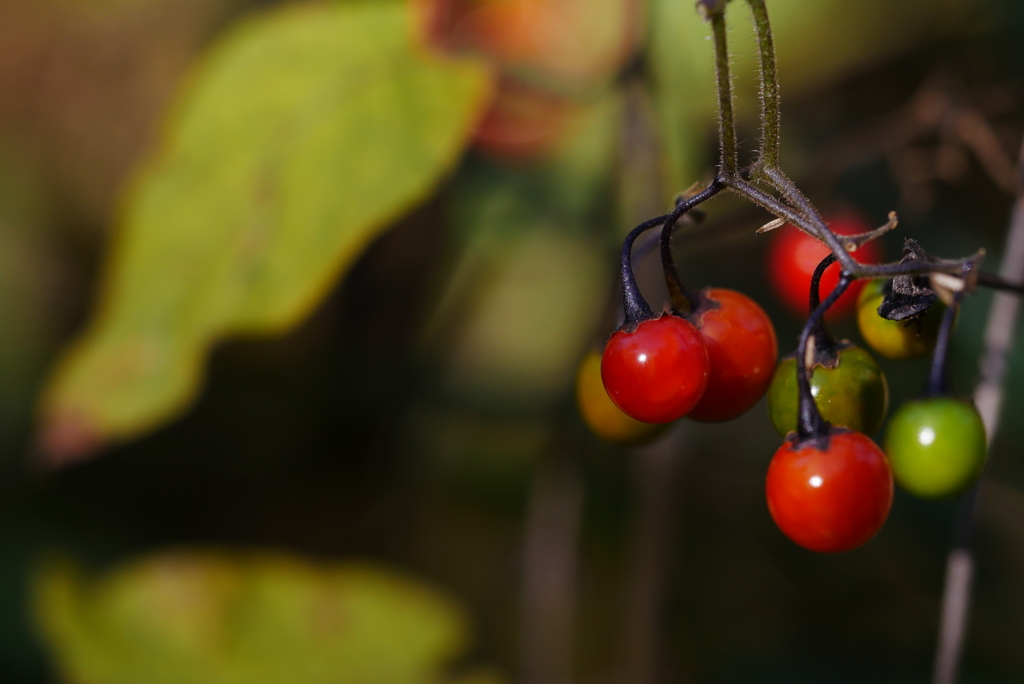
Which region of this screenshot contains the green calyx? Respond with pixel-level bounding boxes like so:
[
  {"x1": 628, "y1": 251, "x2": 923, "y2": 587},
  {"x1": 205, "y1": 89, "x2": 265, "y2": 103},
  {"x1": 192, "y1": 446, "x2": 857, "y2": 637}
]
[
  {"x1": 768, "y1": 343, "x2": 889, "y2": 438},
  {"x1": 884, "y1": 396, "x2": 987, "y2": 499}
]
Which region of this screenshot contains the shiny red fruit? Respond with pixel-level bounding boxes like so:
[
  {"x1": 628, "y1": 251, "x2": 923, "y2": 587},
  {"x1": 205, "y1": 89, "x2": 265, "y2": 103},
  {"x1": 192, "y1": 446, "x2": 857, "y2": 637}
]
[
  {"x1": 601, "y1": 315, "x2": 709, "y2": 424},
  {"x1": 688, "y1": 288, "x2": 778, "y2": 422},
  {"x1": 766, "y1": 430, "x2": 893, "y2": 553},
  {"x1": 766, "y1": 213, "x2": 882, "y2": 319}
]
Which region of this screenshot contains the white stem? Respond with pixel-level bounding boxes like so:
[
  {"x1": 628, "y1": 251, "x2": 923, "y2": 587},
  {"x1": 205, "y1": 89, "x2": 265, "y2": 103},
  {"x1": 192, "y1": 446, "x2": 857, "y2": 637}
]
[{"x1": 932, "y1": 139, "x2": 1024, "y2": 684}]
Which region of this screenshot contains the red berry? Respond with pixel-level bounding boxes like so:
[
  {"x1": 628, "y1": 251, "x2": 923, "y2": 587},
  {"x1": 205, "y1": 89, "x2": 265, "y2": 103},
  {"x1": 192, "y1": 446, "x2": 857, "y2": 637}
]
[
  {"x1": 766, "y1": 430, "x2": 893, "y2": 553},
  {"x1": 687, "y1": 288, "x2": 778, "y2": 422},
  {"x1": 766, "y1": 213, "x2": 882, "y2": 319},
  {"x1": 601, "y1": 314, "x2": 709, "y2": 424}
]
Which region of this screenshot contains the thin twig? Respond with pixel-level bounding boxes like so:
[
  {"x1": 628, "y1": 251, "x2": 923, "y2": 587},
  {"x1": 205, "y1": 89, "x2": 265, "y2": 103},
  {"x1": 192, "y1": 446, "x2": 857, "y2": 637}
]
[
  {"x1": 932, "y1": 137, "x2": 1024, "y2": 684},
  {"x1": 617, "y1": 426, "x2": 688, "y2": 684},
  {"x1": 520, "y1": 451, "x2": 585, "y2": 684}
]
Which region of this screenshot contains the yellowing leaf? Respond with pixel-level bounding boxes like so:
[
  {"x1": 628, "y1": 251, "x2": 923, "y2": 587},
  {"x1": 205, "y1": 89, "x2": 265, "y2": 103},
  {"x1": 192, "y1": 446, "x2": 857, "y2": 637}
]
[
  {"x1": 33, "y1": 550, "x2": 499, "y2": 684},
  {"x1": 38, "y1": 0, "x2": 492, "y2": 458}
]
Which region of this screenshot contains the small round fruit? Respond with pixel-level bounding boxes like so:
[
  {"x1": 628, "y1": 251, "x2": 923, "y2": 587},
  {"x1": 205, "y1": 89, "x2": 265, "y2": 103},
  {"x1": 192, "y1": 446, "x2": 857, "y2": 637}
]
[
  {"x1": 688, "y1": 288, "x2": 778, "y2": 422},
  {"x1": 884, "y1": 397, "x2": 987, "y2": 499},
  {"x1": 767, "y1": 344, "x2": 889, "y2": 437},
  {"x1": 601, "y1": 314, "x2": 709, "y2": 424},
  {"x1": 766, "y1": 430, "x2": 893, "y2": 553},
  {"x1": 766, "y1": 213, "x2": 882, "y2": 319},
  {"x1": 856, "y1": 278, "x2": 945, "y2": 360},
  {"x1": 576, "y1": 350, "x2": 668, "y2": 445}
]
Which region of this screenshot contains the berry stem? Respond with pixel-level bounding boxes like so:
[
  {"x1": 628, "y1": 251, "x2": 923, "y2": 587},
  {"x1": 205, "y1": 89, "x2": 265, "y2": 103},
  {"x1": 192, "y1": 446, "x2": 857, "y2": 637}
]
[
  {"x1": 620, "y1": 215, "x2": 669, "y2": 325},
  {"x1": 806, "y1": 254, "x2": 840, "y2": 365},
  {"x1": 795, "y1": 273, "x2": 852, "y2": 443},
  {"x1": 660, "y1": 180, "x2": 725, "y2": 314},
  {"x1": 925, "y1": 294, "x2": 962, "y2": 397},
  {"x1": 620, "y1": 184, "x2": 723, "y2": 327}
]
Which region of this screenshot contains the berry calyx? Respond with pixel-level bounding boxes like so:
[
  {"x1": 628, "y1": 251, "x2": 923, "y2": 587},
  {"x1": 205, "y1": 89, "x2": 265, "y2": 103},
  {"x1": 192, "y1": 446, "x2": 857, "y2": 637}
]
[
  {"x1": 884, "y1": 397, "x2": 987, "y2": 499},
  {"x1": 601, "y1": 314, "x2": 709, "y2": 424},
  {"x1": 686, "y1": 288, "x2": 778, "y2": 422},
  {"x1": 576, "y1": 349, "x2": 668, "y2": 445},
  {"x1": 766, "y1": 429, "x2": 894, "y2": 553},
  {"x1": 856, "y1": 278, "x2": 945, "y2": 360},
  {"x1": 766, "y1": 213, "x2": 882, "y2": 319},
  {"x1": 767, "y1": 343, "x2": 889, "y2": 437}
]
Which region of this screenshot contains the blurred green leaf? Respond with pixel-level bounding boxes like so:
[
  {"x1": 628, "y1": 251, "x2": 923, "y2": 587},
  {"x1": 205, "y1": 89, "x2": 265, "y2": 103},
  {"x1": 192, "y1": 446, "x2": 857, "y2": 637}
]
[
  {"x1": 38, "y1": 0, "x2": 491, "y2": 455},
  {"x1": 420, "y1": 95, "x2": 619, "y2": 411},
  {"x1": 0, "y1": 140, "x2": 62, "y2": 445},
  {"x1": 33, "y1": 550, "x2": 498, "y2": 684}
]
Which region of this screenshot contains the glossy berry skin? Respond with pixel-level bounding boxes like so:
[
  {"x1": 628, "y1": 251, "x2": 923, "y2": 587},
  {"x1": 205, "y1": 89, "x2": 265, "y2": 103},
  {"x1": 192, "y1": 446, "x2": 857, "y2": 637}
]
[
  {"x1": 884, "y1": 397, "x2": 987, "y2": 499},
  {"x1": 576, "y1": 350, "x2": 668, "y2": 445},
  {"x1": 856, "y1": 278, "x2": 945, "y2": 360},
  {"x1": 601, "y1": 314, "x2": 709, "y2": 424},
  {"x1": 766, "y1": 213, "x2": 882, "y2": 319},
  {"x1": 766, "y1": 430, "x2": 894, "y2": 553},
  {"x1": 767, "y1": 344, "x2": 888, "y2": 438},
  {"x1": 687, "y1": 288, "x2": 778, "y2": 422}
]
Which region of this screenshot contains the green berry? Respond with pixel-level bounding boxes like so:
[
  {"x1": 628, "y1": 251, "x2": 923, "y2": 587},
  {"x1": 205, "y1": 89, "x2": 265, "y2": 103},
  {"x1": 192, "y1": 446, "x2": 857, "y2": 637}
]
[
  {"x1": 767, "y1": 343, "x2": 889, "y2": 438},
  {"x1": 884, "y1": 397, "x2": 987, "y2": 499}
]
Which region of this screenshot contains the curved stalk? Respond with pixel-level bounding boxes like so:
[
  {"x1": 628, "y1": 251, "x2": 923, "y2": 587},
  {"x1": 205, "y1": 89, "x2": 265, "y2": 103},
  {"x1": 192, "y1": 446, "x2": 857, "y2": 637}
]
[
  {"x1": 618, "y1": 184, "x2": 724, "y2": 326},
  {"x1": 620, "y1": 213, "x2": 672, "y2": 325},
  {"x1": 795, "y1": 273, "x2": 852, "y2": 442},
  {"x1": 660, "y1": 180, "x2": 726, "y2": 314},
  {"x1": 805, "y1": 254, "x2": 840, "y2": 365},
  {"x1": 925, "y1": 295, "x2": 962, "y2": 397}
]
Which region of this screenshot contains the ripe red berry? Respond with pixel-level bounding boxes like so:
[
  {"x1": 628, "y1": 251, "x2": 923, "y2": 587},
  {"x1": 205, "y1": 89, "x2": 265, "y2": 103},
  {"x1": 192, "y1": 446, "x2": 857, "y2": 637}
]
[
  {"x1": 766, "y1": 213, "x2": 882, "y2": 319},
  {"x1": 601, "y1": 314, "x2": 709, "y2": 424},
  {"x1": 766, "y1": 430, "x2": 893, "y2": 553},
  {"x1": 576, "y1": 349, "x2": 668, "y2": 445},
  {"x1": 687, "y1": 288, "x2": 778, "y2": 422}
]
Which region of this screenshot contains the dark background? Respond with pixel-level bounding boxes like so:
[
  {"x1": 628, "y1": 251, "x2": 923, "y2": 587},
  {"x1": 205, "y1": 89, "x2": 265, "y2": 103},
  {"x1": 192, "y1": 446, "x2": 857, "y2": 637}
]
[{"x1": 3, "y1": 0, "x2": 1024, "y2": 682}]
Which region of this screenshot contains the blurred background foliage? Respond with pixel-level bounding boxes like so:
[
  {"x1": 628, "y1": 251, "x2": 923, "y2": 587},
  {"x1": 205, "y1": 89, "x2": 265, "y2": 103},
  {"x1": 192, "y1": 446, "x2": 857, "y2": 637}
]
[{"x1": 3, "y1": 0, "x2": 1024, "y2": 682}]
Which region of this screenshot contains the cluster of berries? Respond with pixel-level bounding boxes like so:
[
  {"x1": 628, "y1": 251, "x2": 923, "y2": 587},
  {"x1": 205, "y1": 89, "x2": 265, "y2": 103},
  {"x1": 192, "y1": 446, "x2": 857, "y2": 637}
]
[{"x1": 577, "y1": 212, "x2": 988, "y2": 554}]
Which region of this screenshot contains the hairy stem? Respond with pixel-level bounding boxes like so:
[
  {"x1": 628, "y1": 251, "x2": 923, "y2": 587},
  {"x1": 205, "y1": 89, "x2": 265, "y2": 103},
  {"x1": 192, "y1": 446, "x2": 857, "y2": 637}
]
[
  {"x1": 708, "y1": 11, "x2": 739, "y2": 177},
  {"x1": 763, "y1": 168, "x2": 859, "y2": 272},
  {"x1": 745, "y1": 0, "x2": 781, "y2": 170}
]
